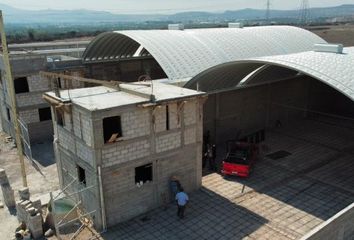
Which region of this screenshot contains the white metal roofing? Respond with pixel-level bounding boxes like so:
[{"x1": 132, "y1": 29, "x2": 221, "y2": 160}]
[
  {"x1": 184, "y1": 47, "x2": 354, "y2": 101},
  {"x1": 83, "y1": 26, "x2": 326, "y2": 80},
  {"x1": 251, "y1": 47, "x2": 354, "y2": 100}
]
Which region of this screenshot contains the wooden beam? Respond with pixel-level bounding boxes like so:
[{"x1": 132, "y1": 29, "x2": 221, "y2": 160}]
[
  {"x1": 39, "y1": 71, "x2": 121, "y2": 89},
  {"x1": 0, "y1": 11, "x2": 27, "y2": 187}
]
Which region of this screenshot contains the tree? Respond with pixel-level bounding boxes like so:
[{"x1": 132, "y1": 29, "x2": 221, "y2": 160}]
[{"x1": 27, "y1": 29, "x2": 36, "y2": 41}]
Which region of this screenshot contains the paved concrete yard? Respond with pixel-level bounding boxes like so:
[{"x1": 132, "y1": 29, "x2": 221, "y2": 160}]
[{"x1": 102, "y1": 119, "x2": 354, "y2": 240}]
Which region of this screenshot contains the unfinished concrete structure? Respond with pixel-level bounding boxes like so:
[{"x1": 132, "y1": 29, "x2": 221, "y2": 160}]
[
  {"x1": 0, "y1": 41, "x2": 88, "y2": 148},
  {"x1": 44, "y1": 82, "x2": 205, "y2": 229},
  {"x1": 42, "y1": 25, "x2": 334, "y2": 230},
  {"x1": 42, "y1": 25, "x2": 354, "y2": 237}
]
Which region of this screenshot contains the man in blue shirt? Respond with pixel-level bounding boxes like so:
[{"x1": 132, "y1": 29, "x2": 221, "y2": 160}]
[{"x1": 175, "y1": 187, "x2": 189, "y2": 219}]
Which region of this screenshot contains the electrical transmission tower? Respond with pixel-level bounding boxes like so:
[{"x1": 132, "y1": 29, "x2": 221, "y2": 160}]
[
  {"x1": 265, "y1": 0, "x2": 271, "y2": 24},
  {"x1": 299, "y1": 0, "x2": 310, "y2": 27}
]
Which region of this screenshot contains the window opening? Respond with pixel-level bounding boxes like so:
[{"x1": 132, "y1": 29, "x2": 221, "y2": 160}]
[
  {"x1": 57, "y1": 77, "x2": 62, "y2": 89},
  {"x1": 6, "y1": 107, "x2": 11, "y2": 121},
  {"x1": 135, "y1": 163, "x2": 152, "y2": 185},
  {"x1": 77, "y1": 165, "x2": 86, "y2": 186},
  {"x1": 166, "y1": 105, "x2": 170, "y2": 131},
  {"x1": 14, "y1": 77, "x2": 29, "y2": 93},
  {"x1": 103, "y1": 116, "x2": 122, "y2": 143},
  {"x1": 39, "y1": 107, "x2": 52, "y2": 121}
]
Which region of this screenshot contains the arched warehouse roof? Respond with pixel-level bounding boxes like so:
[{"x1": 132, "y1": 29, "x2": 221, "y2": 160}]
[
  {"x1": 184, "y1": 46, "x2": 354, "y2": 101},
  {"x1": 82, "y1": 26, "x2": 326, "y2": 80}
]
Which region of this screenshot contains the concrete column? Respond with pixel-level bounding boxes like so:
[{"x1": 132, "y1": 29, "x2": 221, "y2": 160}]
[{"x1": 0, "y1": 168, "x2": 16, "y2": 208}]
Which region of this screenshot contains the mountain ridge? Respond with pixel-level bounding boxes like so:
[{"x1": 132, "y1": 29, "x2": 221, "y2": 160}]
[{"x1": 1, "y1": 3, "x2": 353, "y2": 24}]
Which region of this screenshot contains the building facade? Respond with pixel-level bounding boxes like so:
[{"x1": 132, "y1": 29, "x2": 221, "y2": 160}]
[
  {"x1": 44, "y1": 82, "x2": 206, "y2": 229},
  {"x1": 0, "y1": 41, "x2": 87, "y2": 146}
]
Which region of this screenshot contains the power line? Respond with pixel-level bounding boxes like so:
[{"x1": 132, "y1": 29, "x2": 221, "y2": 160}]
[
  {"x1": 299, "y1": 0, "x2": 310, "y2": 27},
  {"x1": 266, "y1": 0, "x2": 271, "y2": 24}
]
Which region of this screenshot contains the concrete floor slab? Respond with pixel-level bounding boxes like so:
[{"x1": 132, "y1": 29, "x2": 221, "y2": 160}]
[{"x1": 101, "y1": 119, "x2": 354, "y2": 240}]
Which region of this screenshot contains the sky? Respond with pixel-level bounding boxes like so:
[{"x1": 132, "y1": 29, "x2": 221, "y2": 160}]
[{"x1": 1, "y1": 0, "x2": 354, "y2": 14}]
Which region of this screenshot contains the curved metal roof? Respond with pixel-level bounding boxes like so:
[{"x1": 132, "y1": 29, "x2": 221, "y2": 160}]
[
  {"x1": 184, "y1": 47, "x2": 354, "y2": 101},
  {"x1": 83, "y1": 26, "x2": 326, "y2": 80}
]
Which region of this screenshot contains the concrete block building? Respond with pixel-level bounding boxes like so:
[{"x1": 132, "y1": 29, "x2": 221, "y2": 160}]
[
  {"x1": 43, "y1": 82, "x2": 206, "y2": 229},
  {"x1": 39, "y1": 25, "x2": 330, "y2": 230},
  {"x1": 0, "y1": 41, "x2": 88, "y2": 146},
  {"x1": 36, "y1": 25, "x2": 354, "y2": 236}
]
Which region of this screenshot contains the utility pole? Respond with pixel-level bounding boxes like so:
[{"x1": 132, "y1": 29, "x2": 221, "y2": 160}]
[
  {"x1": 266, "y1": 0, "x2": 271, "y2": 24},
  {"x1": 0, "y1": 11, "x2": 28, "y2": 187},
  {"x1": 299, "y1": 0, "x2": 310, "y2": 27}
]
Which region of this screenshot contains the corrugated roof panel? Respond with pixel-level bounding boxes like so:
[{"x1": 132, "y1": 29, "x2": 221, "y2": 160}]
[
  {"x1": 184, "y1": 47, "x2": 354, "y2": 101},
  {"x1": 82, "y1": 26, "x2": 326, "y2": 80}
]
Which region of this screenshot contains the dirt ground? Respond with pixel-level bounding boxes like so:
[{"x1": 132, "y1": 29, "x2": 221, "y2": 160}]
[
  {"x1": 309, "y1": 24, "x2": 354, "y2": 47},
  {"x1": 0, "y1": 132, "x2": 59, "y2": 239}
]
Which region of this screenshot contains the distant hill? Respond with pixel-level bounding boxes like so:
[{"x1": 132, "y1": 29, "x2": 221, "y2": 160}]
[{"x1": 1, "y1": 3, "x2": 354, "y2": 24}]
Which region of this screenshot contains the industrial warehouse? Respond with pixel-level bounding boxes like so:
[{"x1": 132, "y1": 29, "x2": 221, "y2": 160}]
[{"x1": 1, "y1": 23, "x2": 354, "y2": 240}]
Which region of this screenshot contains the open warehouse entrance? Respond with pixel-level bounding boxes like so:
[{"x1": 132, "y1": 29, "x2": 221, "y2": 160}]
[{"x1": 184, "y1": 47, "x2": 354, "y2": 238}]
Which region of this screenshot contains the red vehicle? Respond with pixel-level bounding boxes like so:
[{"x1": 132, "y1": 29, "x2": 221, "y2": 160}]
[{"x1": 221, "y1": 141, "x2": 258, "y2": 177}]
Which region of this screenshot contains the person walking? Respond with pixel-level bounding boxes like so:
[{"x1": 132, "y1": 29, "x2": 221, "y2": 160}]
[
  {"x1": 175, "y1": 187, "x2": 189, "y2": 219},
  {"x1": 207, "y1": 144, "x2": 217, "y2": 171},
  {"x1": 169, "y1": 176, "x2": 181, "y2": 201}
]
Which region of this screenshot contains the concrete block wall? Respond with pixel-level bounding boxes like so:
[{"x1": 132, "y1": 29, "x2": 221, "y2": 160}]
[
  {"x1": 16, "y1": 199, "x2": 43, "y2": 239},
  {"x1": 102, "y1": 144, "x2": 198, "y2": 226},
  {"x1": 57, "y1": 146, "x2": 102, "y2": 229},
  {"x1": 16, "y1": 92, "x2": 47, "y2": 108},
  {"x1": 301, "y1": 202, "x2": 354, "y2": 240},
  {"x1": 184, "y1": 126, "x2": 197, "y2": 145},
  {"x1": 92, "y1": 107, "x2": 150, "y2": 147},
  {"x1": 121, "y1": 109, "x2": 150, "y2": 139},
  {"x1": 57, "y1": 127, "x2": 94, "y2": 167},
  {"x1": 19, "y1": 109, "x2": 40, "y2": 123},
  {"x1": 96, "y1": 101, "x2": 191, "y2": 165},
  {"x1": 184, "y1": 101, "x2": 197, "y2": 126},
  {"x1": 102, "y1": 139, "x2": 151, "y2": 167},
  {"x1": 72, "y1": 108, "x2": 93, "y2": 146},
  {"x1": 88, "y1": 58, "x2": 167, "y2": 82},
  {"x1": 154, "y1": 106, "x2": 167, "y2": 133},
  {"x1": 155, "y1": 131, "x2": 181, "y2": 153},
  {"x1": 168, "y1": 103, "x2": 180, "y2": 129},
  {"x1": 0, "y1": 55, "x2": 86, "y2": 143},
  {"x1": 267, "y1": 77, "x2": 308, "y2": 127},
  {"x1": 63, "y1": 111, "x2": 73, "y2": 132},
  {"x1": 99, "y1": 97, "x2": 203, "y2": 227},
  {"x1": 203, "y1": 77, "x2": 309, "y2": 146},
  {"x1": 154, "y1": 103, "x2": 180, "y2": 131},
  {"x1": 27, "y1": 74, "x2": 50, "y2": 92},
  {"x1": 58, "y1": 148, "x2": 78, "y2": 192},
  {"x1": 51, "y1": 95, "x2": 204, "y2": 230}
]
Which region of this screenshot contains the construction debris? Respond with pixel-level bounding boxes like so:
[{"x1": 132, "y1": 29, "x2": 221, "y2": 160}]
[
  {"x1": 19, "y1": 187, "x2": 30, "y2": 201},
  {"x1": 16, "y1": 193, "x2": 44, "y2": 239},
  {"x1": 5, "y1": 136, "x2": 12, "y2": 143},
  {"x1": 44, "y1": 228, "x2": 54, "y2": 238}
]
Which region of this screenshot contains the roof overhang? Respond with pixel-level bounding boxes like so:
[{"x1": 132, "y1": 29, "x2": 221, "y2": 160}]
[{"x1": 184, "y1": 47, "x2": 354, "y2": 101}]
